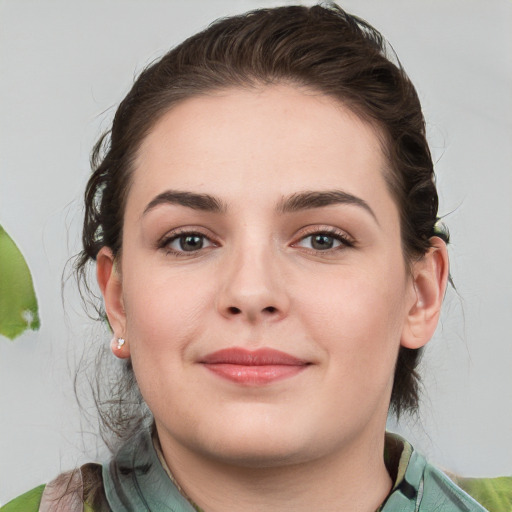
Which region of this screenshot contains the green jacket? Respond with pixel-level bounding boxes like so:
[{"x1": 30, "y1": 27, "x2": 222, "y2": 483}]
[{"x1": 2, "y1": 431, "x2": 510, "y2": 511}]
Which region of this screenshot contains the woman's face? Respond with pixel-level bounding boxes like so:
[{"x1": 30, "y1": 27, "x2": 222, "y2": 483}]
[{"x1": 103, "y1": 85, "x2": 421, "y2": 467}]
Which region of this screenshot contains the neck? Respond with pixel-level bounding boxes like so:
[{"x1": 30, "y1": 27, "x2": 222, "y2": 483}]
[{"x1": 156, "y1": 425, "x2": 392, "y2": 512}]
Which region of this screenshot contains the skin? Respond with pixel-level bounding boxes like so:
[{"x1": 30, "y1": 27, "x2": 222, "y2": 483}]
[{"x1": 98, "y1": 84, "x2": 448, "y2": 512}]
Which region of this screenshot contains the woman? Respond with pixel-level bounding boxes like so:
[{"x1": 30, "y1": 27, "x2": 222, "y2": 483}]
[{"x1": 2, "y1": 4, "x2": 509, "y2": 511}]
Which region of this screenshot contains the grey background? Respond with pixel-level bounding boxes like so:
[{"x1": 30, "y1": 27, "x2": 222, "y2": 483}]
[{"x1": 1, "y1": 0, "x2": 511, "y2": 504}]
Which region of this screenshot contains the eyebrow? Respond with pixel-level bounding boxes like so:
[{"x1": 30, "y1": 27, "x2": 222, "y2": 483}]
[
  {"x1": 143, "y1": 190, "x2": 227, "y2": 216},
  {"x1": 142, "y1": 188, "x2": 377, "y2": 223},
  {"x1": 277, "y1": 190, "x2": 378, "y2": 222}
]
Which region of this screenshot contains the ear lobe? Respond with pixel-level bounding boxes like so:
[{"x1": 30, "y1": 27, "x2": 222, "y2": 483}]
[
  {"x1": 96, "y1": 247, "x2": 129, "y2": 356},
  {"x1": 401, "y1": 237, "x2": 449, "y2": 349}
]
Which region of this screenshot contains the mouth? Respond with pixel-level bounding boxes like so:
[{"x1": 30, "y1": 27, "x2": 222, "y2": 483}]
[{"x1": 199, "y1": 347, "x2": 310, "y2": 385}]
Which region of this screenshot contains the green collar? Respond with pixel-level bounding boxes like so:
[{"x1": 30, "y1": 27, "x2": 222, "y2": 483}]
[{"x1": 103, "y1": 430, "x2": 487, "y2": 512}]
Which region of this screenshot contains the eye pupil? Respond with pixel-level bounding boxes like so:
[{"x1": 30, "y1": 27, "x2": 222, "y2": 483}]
[
  {"x1": 311, "y1": 235, "x2": 334, "y2": 250},
  {"x1": 179, "y1": 235, "x2": 203, "y2": 251}
]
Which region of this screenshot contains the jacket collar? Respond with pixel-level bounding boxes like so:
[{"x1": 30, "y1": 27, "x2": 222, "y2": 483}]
[{"x1": 103, "y1": 429, "x2": 487, "y2": 512}]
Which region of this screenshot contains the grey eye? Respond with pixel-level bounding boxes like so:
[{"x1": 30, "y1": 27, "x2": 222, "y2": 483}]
[
  {"x1": 297, "y1": 233, "x2": 343, "y2": 251},
  {"x1": 310, "y1": 234, "x2": 336, "y2": 250},
  {"x1": 166, "y1": 233, "x2": 214, "y2": 253},
  {"x1": 179, "y1": 234, "x2": 204, "y2": 251}
]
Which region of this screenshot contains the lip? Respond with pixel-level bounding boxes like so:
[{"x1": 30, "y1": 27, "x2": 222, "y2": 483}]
[{"x1": 200, "y1": 348, "x2": 310, "y2": 385}]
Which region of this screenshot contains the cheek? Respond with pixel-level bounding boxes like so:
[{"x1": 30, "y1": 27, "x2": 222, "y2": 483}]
[
  {"x1": 294, "y1": 262, "x2": 407, "y2": 367},
  {"x1": 121, "y1": 265, "x2": 217, "y2": 413},
  {"x1": 121, "y1": 263, "x2": 214, "y2": 355}
]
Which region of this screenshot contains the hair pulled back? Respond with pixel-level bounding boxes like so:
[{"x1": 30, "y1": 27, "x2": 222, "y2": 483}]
[{"x1": 76, "y1": 3, "x2": 448, "y2": 441}]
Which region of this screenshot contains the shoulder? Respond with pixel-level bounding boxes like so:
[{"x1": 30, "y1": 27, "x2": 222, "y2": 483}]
[
  {"x1": 383, "y1": 433, "x2": 511, "y2": 512},
  {"x1": 450, "y1": 474, "x2": 512, "y2": 512},
  {"x1": 1, "y1": 464, "x2": 110, "y2": 512},
  {"x1": 1, "y1": 485, "x2": 45, "y2": 512},
  {"x1": 418, "y1": 458, "x2": 512, "y2": 512},
  {"x1": 420, "y1": 462, "x2": 491, "y2": 511}
]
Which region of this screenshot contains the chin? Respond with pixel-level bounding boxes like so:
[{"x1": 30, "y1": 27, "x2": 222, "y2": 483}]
[
  {"x1": 201, "y1": 436, "x2": 315, "y2": 469},
  {"x1": 186, "y1": 414, "x2": 327, "y2": 468}
]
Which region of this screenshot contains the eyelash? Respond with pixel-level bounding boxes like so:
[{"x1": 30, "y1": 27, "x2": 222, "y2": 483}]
[
  {"x1": 158, "y1": 226, "x2": 354, "y2": 257},
  {"x1": 158, "y1": 228, "x2": 217, "y2": 257},
  {"x1": 291, "y1": 227, "x2": 355, "y2": 255}
]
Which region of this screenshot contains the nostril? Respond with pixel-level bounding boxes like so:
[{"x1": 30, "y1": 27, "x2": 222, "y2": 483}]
[{"x1": 225, "y1": 305, "x2": 279, "y2": 316}]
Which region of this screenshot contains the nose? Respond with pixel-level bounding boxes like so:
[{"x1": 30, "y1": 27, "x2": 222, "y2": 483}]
[{"x1": 216, "y1": 244, "x2": 290, "y2": 323}]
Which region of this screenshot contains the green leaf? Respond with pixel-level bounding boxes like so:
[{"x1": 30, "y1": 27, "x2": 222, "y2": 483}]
[{"x1": 0, "y1": 224, "x2": 40, "y2": 340}]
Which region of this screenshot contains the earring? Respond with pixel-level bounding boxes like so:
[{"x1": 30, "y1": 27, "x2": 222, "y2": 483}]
[{"x1": 110, "y1": 336, "x2": 128, "y2": 359}]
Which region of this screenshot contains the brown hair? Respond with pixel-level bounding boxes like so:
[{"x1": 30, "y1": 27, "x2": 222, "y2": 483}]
[{"x1": 76, "y1": 3, "x2": 448, "y2": 441}]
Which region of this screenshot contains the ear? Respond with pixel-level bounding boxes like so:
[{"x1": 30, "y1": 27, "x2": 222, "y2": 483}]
[
  {"x1": 401, "y1": 237, "x2": 449, "y2": 349},
  {"x1": 96, "y1": 247, "x2": 130, "y2": 358}
]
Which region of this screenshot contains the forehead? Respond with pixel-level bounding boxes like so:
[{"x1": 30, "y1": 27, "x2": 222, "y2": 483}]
[{"x1": 129, "y1": 85, "x2": 396, "y2": 223}]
